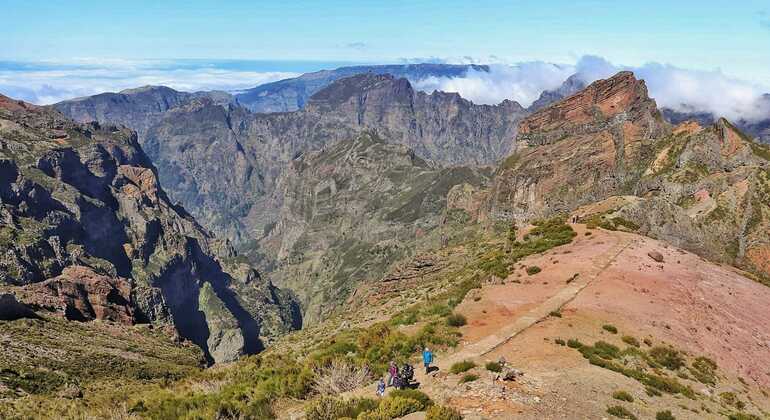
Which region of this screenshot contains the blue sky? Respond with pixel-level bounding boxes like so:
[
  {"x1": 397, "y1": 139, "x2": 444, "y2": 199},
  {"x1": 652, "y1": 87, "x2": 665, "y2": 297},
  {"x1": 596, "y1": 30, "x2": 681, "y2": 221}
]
[
  {"x1": 2, "y1": 0, "x2": 769, "y2": 82},
  {"x1": 1, "y1": 0, "x2": 769, "y2": 118}
]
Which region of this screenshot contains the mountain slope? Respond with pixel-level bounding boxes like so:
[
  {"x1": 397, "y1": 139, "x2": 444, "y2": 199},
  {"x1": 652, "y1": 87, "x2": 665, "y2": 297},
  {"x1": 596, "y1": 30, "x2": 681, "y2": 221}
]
[
  {"x1": 58, "y1": 74, "x2": 526, "y2": 249},
  {"x1": 254, "y1": 131, "x2": 492, "y2": 324},
  {"x1": 234, "y1": 63, "x2": 489, "y2": 113},
  {"x1": 0, "y1": 95, "x2": 299, "y2": 364},
  {"x1": 485, "y1": 71, "x2": 770, "y2": 282}
]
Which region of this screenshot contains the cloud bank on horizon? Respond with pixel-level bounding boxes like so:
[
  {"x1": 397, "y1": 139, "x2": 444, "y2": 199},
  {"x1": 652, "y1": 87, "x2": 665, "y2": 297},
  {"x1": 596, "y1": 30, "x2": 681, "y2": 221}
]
[
  {"x1": 419, "y1": 55, "x2": 770, "y2": 123},
  {"x1": 0, "y1": 60, "x2": 299, "y2": 104},
  {"x1": 1, "y1": 56, "x2": 768, "y2": 123}
]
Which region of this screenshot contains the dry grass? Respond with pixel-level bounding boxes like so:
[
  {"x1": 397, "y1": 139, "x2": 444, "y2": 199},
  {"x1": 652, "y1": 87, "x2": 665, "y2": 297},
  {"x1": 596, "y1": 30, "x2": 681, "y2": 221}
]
[{"x1": 312, "y1": 358, "x2": 371, "y2": 395}]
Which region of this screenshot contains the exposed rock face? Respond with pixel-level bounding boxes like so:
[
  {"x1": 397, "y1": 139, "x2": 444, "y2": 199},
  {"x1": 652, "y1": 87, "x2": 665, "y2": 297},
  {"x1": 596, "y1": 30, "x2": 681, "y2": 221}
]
[
  {"x1": 14, "y1": 265, "x2": 134, "y2": 323},
  {"x1": 487, "y1": 72, "x2": 668, "y2": 222},
  {"x1": 484, "y1": 72, "x2": 770, "y2": 281},
  {"x1": 0, "y1": 95, "x2": 299, "y2": 363},
  {"x1": 57, "y1": 74, "x2": 525, "y2": 248},
  {"x1": 234, "y1": 63, "x2": 490, "y2": 113},
  {"x1": 255, "y1": 132, "x2": 491, "y2": 324}
]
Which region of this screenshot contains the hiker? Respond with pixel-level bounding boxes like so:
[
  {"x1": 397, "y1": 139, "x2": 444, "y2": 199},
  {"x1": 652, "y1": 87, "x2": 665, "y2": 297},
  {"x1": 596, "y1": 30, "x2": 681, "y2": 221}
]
[
  {"x1": 376, "y1": 377, "x2": 386, "y2": 396},
  {"x1": 387, "y1": 361, "x2": 398, "y2": 387},
  {"x1": 422, "y1": 347, "x2": 433, "y2": 374}
]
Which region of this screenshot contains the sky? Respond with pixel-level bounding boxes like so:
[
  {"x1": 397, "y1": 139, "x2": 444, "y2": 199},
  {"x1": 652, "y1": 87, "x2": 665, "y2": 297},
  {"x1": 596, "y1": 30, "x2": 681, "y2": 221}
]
[{"x1": 1, "y1": 0, "x2": 769, "y2": 119}]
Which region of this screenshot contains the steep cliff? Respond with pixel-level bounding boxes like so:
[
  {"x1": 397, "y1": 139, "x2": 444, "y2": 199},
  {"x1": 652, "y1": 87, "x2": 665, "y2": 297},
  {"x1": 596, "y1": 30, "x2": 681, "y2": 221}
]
[
  {"x1": 0, "y1": 95, "x2": 299, "y2": 363},
  {"x1": 255, "y1": 131, "x2": 491, "y2": 324},
  {"x1": 484, "y1": 72, "x2": 770, "y2": 282},
  {"x1": 57, "y1": 74, "x2": 525, "y2": 247}
]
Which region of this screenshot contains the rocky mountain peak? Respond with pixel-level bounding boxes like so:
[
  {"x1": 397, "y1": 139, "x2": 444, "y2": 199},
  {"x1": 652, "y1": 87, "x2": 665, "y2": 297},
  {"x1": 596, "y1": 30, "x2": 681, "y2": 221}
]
[
  {"x1": 517, "y1": 71, "x2": 664, "y2": 146},
  {"x1": 305, "y1": 73, "x2": 413, "y2": 113}
]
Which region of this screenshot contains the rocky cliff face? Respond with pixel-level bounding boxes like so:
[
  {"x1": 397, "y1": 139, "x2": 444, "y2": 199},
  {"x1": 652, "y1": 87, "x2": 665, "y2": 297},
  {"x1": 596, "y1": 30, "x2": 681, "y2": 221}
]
[
  {"x1": 487, "y1": 71, "x2": 668, "y2": 221},
  {"x1": 234, "y1": 63, "x2": 489, "y2": 113},
  {"x1": 255, "y1": 132, "x2": 491, "y2": 324},
  {"x1": 0, "y1": 95, "x2": 299, "y2": 363},
  {"x1": 56, "y1": 74, "x2": 525, "y2": 248},
  {"x1": 483, "y1": 72, "x2": 770, "y2": 281},
  {"x1": 534, "y1": 73, "x2": 770, "y2": 145}
]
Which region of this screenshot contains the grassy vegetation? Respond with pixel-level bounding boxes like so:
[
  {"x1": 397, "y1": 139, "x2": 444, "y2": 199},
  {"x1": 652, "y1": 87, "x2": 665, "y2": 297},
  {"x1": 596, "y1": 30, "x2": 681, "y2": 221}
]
[
  {"x1": 621, "y1": 336, "x2": 640, "y2": 347},
  {"x1": 450, "y1": 361, "x2": 476, "y2": 374},
  {"x1": 655, "y1": 410, "x2": 676, "y2": 420},
  {"x1": 602, "y1": 324, "x2": 618, "y2": 334},
  {"x1": 459, "y1": 374, "x2": 479, "y2": 384},
  {"x1": 426, "y1": 404, "x2": 463, "y2": 420},
  {"x1": 612, "y1": 390, "x2": 634, "y2": 402},
  {"x1": 485, "y1": 361, "x2": 502, "y2": 372},
  {"x1": 569, "y1": 333, "x2": 701, "y2": 400},
  {"x1": 446, "y1": 313, "x2": 467, "y2": 327},
  {"x1": 607, "y1": 405, "x2": 638, "y2": 419},
  {"x1": 526, "y1": 266, "x2": 542, "y2": 275}
]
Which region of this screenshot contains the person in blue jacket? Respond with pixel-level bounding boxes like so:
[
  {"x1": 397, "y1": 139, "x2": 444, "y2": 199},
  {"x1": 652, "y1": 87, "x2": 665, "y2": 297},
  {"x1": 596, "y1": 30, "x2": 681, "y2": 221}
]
[{"x1": 422, "y1": 347, "x2": 433, "y2": 374}]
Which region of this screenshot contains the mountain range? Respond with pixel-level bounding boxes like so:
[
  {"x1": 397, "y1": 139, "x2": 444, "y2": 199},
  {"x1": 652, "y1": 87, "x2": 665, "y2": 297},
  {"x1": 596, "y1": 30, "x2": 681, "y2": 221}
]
[{"x1": 2, "y1": 63, "x2": 770, "y2": 419}]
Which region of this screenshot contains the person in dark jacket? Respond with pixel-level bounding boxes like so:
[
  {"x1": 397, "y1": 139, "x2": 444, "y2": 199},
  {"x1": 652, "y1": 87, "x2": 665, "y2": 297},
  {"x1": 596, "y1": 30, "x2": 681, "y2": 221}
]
[{"x1": 422, "y1": 347, "x2": 433, "y2": 374}]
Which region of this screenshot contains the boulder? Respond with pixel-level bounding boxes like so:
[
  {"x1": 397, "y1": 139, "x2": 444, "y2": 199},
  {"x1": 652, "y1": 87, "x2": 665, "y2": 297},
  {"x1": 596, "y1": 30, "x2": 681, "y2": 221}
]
[{"x1": 648, "y1": 251, "x2": 665, "y2": 263}]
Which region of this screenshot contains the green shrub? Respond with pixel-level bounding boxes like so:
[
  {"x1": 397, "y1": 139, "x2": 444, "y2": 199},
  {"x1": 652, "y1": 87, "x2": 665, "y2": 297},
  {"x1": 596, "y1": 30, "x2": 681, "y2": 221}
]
[
  {"x1": 306, "y1": 396, "x2": 379, "y2": 420},
  {"x1": 549, "y1": 310, "x2": 562, "y2": 318},
  {"x1": 388, "y1": 389, "x2": 432, "y2": 410},
  {"x1": 485, "y1": 362, "x2": 502, "y2": 372},
  {"x1": 459, "y1": 374, "x2": 479, "y2": 384},
  {"x1": 446, "y1": 313, "x2": 467, "y2": 327},
  {"x1": 606, "y1": 405, "x2": 637, "y2": 419},
  {"x1": 720, "y1": 392, "x2": 745, "y2": 410},
  {"x1": 602, "y1": 324, "x2": 618, "y2": 334},
  {"x1": 621, "y1": 336, "x2": 640, "y2": 347},
  {"x1": 450, "y1": 361, "x2": 476, "y2": 374},
  {"x1": 645, "y1": 386, "x2": 662, "y2": 397},
  {"x1": 426, "y1": 304, "x2": 452, "y2": 318},
  {"x1": 689, "y1": 356, "x2": 717, "y2": 385},
  {"x1": 358, "y1": 397, "x2": 422, "y2": 420},
  {"x1": 649, "y1": 346, "x2": 685, "y2": 370},
  {"x1": 655, "y1": 410, "x2": 676, "y2": 420},
  {"x1": 612, "y1": 390, "x2": 634, "y2": 402},
  {"x1": 643, "y1": 338, "x2": 653, "y2": 347},
  {"x1": 727, "y1": 413, "x2": 760, "y2": 420},
  {"x1": 554, "y1": 338, "x2": 566, "y2": 346},
  {"x1": 526, "y1": 266, "x2": 542, "y2": 275},
  {"x1": 567, "y1": 339, "x2": 583, "y2": 349},
  {"x1": 426, "y1": 404, "x2": 463, "y2": 420}
]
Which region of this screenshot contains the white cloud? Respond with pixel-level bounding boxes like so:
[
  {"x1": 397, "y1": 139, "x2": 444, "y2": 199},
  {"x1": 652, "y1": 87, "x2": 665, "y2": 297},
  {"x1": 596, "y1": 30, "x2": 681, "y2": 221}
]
[
  {"x1": 408, "y1": 55, "x2": 770, "y2": 122},
  {"x1": 411, "y1": 62, "x2": 574, "y2": 107},
  {"x1": 0, "y1": 62, "x2": 298, "y2": 104},
  {"x1": 573, "y1": 55, "x2": 770, "y2": 122}
]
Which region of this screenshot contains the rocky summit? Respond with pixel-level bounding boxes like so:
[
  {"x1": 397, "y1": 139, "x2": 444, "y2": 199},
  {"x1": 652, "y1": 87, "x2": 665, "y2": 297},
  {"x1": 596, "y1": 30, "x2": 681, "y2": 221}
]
[{"x1": 0, "y1": 95, "x2": 300, "y2": 364}]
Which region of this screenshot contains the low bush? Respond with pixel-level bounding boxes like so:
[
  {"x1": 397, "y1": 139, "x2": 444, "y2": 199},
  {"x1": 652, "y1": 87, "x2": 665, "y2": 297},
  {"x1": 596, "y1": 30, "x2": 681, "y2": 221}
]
[
  {"x1": 645, "y1": 386, "x2": 662, "y2": 397},
  {"x1": 446, "y1": 313, "x2": 467, "y2": 327},
  {"x1": 358, "y1": 396, "x2": 422, "y2": 420},
  {"x1": 655, "y1": 410, "x2": 676, "y2": 420},
  {"x1": 526, "y1": 266, "x2": 542, "y2": 275},
  {"x1": 689, "y1": 356, "x2": 717, "y2": 385},
  {"x1": 567, "y1": 339, "x2": 583, "y2": 349},
  {"x1": 602, "y1": 324, "x2": 618, "y2": 334},
  {"x1": 621, "y1": 336, "x2": 640, "y2": 347},
  {"x1": 549, "y1": 310, "x2": 562, "y2": 318},
  {"x1": 450, "y1": 361, "x2": 476, "y2": 374},
  {"x1": 426, "y1": 404, "x2": 463, "y2": 420},
  {"x1": 459, "y1": 374, "x2": 479, "y2": 384},
  {"x1": 612, "y1": 390, "x2": 634, "y2": 402},
  {"x1": 305, "y1": 396, "x2": 379, "y2": 420},
  {"x1": 606, "y1": 405, "x2": 637, "y2": 419},
  {"x1": 649, "y1": 346, "x2": 685, "y2": 371},
  {"x1": 485, "y1": 362, "x2": 502, "y2": 372},
  {"x1": 554, "y1": 338, "x2": 566, "y2": 346},
  {"x1": 388, "y1": 389, "x2": 432, "y2": 410}
]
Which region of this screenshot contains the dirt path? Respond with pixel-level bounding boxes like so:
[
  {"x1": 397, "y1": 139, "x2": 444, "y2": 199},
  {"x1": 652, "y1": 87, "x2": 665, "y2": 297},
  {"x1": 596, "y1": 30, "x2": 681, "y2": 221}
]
[{"x1": 423, "y1": 228, "x2": 635, "y2": 374}]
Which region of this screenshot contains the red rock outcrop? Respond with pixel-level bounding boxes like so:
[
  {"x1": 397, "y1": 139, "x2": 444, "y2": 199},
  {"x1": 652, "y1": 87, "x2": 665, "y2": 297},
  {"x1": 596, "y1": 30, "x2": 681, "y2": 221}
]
[{"x1": 17, "y1": 266, "x2": 134, "y2": 324}]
